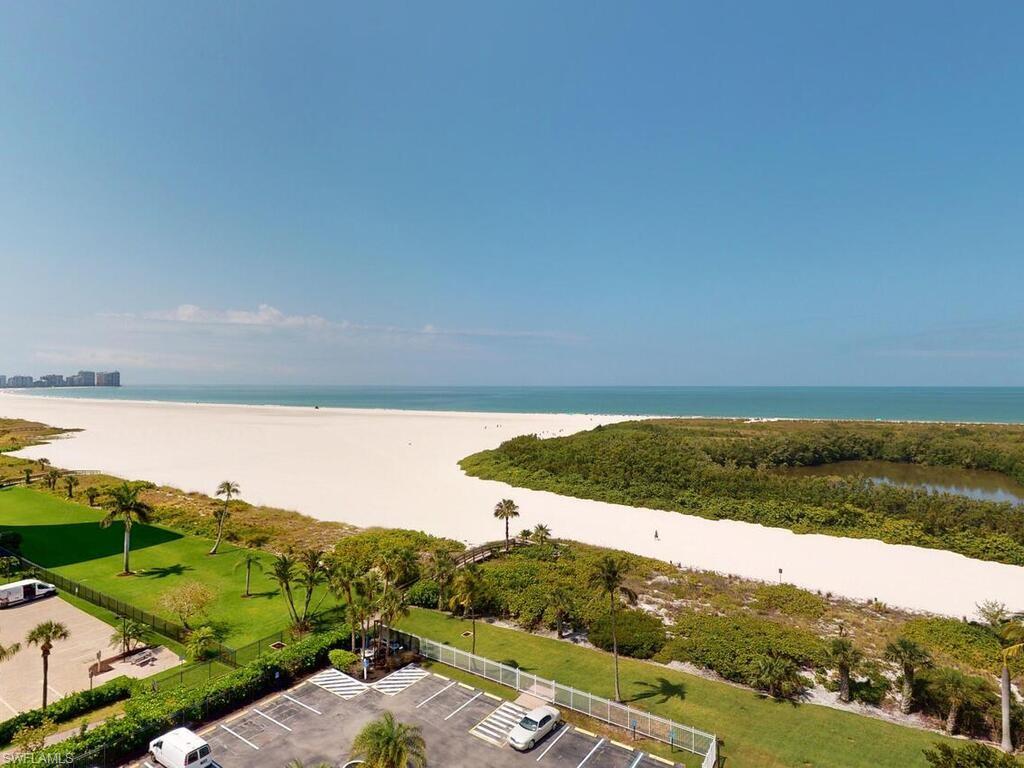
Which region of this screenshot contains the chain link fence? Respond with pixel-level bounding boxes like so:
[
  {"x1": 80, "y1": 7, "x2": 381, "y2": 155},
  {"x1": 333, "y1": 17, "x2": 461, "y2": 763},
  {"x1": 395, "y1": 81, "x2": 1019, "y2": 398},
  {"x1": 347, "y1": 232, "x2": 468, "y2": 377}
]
[{"x1": 389, "y1": 627, "x2": 719, "y2": 768}]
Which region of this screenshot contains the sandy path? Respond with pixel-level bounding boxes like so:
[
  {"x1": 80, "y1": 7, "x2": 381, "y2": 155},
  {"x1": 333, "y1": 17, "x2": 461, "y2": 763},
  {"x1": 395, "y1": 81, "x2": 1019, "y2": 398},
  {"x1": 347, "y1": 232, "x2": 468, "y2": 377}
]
[{"x1": 1, "y1": 392, "x2": 1020, "y2": 618}]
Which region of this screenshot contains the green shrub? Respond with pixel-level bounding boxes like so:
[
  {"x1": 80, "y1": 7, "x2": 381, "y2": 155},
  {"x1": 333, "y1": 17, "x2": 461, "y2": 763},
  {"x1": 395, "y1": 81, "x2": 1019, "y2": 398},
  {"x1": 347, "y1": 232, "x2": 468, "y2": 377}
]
[
  {"x1": 588, "y1": 609, "x2": 666, "y2": 659},
  {"x1": 407, "y1": 579, "x2": 440, "y2": 609},
  {"x1": 657, "y1": 611, "x2": 825, "y2": 686},
  {"x1": 10, "y1": 628, "x2": 351, "y2": 767},
  {"x1": 753, "y1": 583, "x2": 827, "y2": 619},
  {"x1": 328, "y1": 648, "x2": 358, "y2": 671},
  {"x1": 0, "y1": 676, "x2": 132, "y2": 747},
  {"x1": 460, "y1": 420, "x2": 1024, "y2": 566},
  {"x1": 924, "y1": 741, "x2": 1019, "y2": 767},
  {"x1": 902, "y1": 618, "x2": 1013, "y2": 674}
]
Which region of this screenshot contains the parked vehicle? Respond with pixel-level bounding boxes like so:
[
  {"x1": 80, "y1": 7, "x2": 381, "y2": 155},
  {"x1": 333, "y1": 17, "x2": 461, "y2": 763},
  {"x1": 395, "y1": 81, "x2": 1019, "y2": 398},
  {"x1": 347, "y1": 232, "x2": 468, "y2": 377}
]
[
  {"x1": 148, "y1": 728, "x2": 213, "y2": 768},
  {"x1": 507, "y1": 705, "x2": 561, "y2": 751},
  {"x1": 0, "y1": 579, "x2": 57, "y2": 608}
]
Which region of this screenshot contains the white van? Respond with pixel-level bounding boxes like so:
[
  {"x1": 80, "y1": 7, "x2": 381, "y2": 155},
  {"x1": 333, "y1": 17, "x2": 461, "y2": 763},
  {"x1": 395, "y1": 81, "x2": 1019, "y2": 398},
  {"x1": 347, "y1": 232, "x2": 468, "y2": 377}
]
[
  {"x1": 148, "y1": 728, "x2": 213, "y2": 768},
  {"x1": 0, "y1": 579, "x2": 57, "y2": 608}
]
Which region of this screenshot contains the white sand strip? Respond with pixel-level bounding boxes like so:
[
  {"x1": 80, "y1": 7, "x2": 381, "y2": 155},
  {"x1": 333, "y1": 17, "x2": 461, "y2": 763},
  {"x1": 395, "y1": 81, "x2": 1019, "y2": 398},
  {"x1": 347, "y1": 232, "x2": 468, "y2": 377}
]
[{"x1": 1, "y1": 391, "x2": 1022, "y2": 618}]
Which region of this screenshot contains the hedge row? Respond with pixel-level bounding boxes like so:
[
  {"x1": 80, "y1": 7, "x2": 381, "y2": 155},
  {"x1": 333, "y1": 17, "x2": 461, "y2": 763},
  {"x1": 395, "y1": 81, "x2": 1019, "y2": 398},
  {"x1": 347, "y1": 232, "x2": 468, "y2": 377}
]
[
  {"x1": 13, "y1": 627, "x2": 351, "y2": 767},
  {"x1": 0, "y1": 676, "x2": 133, "y2": 746}
]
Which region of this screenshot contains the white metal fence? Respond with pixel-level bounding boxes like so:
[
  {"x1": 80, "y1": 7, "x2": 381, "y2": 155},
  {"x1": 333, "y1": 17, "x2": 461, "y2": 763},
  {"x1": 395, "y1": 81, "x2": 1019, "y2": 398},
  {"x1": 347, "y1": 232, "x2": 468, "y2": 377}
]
[{"x1": 388, "y1": 627, "x2": 718, "y2": 768}]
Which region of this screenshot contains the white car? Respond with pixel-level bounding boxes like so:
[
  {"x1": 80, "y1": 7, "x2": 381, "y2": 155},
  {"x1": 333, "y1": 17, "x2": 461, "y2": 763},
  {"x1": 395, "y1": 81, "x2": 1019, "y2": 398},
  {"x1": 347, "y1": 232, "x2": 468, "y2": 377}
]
[{"x1": 506, "y1": 705, "x2": 561, "y2": 751}]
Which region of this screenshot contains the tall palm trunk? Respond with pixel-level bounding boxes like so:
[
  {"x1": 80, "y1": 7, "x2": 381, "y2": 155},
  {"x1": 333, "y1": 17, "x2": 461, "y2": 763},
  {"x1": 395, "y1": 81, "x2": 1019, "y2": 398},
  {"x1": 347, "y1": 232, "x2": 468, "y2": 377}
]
[
  {"x1": 946, "y1": 703, "x2": 958, "y2": 734},
  {"x1": 210, "y1": 504, "x2": 227, "y2": 555},
  {"x1": 900, "y1": 670, "x2": 913, "y2": 715},
  {"x1": 345, "y1": 586, "x2": 356, "y2": 651},
  {"x1": 244, "y1": 561, "x2": 252, "y2": 597},
  {"x1": 41, "y1": 646, "x2": 51, "y2": 709},
  {"x1": 470, "y1": 609, "x2": 477, "y2": 655},
  {"x1": 610, "y1": 592, "x2": 621, "y2": 702},
  {"x1": 838, "y1": 666, "x2": 851, "y2": 703},
  {"x1": 1001, "y1": 663, "x2": 1013, "y2": 752},
  {"x1": 122, "y1": 525, "x2": 131, "y2": 574},
  {"x1": 504, "y1": 519, "x2": 510, "y2": 552}
]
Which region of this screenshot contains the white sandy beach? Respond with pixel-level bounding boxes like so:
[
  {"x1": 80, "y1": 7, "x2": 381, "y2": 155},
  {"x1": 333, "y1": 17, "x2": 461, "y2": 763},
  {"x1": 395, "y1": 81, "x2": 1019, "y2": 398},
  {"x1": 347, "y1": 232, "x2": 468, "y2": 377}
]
[{"x1": 2, "y1": 392, "x2": 1022, "y2": 619}]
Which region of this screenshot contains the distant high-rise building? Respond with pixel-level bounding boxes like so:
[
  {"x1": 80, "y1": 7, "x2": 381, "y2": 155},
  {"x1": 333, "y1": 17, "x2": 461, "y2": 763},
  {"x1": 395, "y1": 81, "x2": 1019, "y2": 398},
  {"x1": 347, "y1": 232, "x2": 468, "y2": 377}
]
[
  {"x1": 40, "y1": 374, "x2": 65, "y2": 387},
  {"x1": 0, "y1": 375, "x2": 6, "y2": 387},
  {"x1": 95, "y1": 371, "x2": 120, "y2": 387},
  {"x1": 8, "y1": 376, "x2": 33, "y2": 387},
  {"x1": 70, "y1": 370, "x2": 97, "y2": 386}
]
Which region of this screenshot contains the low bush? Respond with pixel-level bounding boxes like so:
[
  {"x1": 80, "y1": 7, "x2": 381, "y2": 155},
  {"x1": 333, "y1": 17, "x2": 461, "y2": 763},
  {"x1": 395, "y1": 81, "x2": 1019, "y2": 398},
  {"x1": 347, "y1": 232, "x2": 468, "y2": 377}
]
[
  {"x1": 407, "y1": 579, "x2": 440, "y2": 609},
  {"x1": 10, "y1": 628, "x2": 351, "y2": 767},
  {"x1": 657, "y1": 612, "x2": 825, "y2": 686},
  {"x1": 902, "y1": 618, "x2": 1014, "y2": 674},
  {"x1": 329, "y1": 648, "x2": 358, "y2": 671},
  {"x1": 588, "y1": 609, "x2": 666, "y2": 659},
  {"x1": 923, "y1": 741, "x2": 1019, "y2": 767},
  {"x1": 0, "y1": 676, "x2": 132, "y2": 747},
  {"x1": 753, "y1": 583, "x2": 827, "y2": 619}
]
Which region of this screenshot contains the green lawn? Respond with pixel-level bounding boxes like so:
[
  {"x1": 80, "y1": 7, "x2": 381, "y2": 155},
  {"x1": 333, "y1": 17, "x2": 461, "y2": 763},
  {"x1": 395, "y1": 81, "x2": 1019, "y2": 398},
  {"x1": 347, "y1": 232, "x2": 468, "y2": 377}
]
[
  {"x1": 397, "y1": 607, "x2": 957, "y2": 768},
  {"x1": 0, "y1": 487, "x2": 338, "y2": 646}
]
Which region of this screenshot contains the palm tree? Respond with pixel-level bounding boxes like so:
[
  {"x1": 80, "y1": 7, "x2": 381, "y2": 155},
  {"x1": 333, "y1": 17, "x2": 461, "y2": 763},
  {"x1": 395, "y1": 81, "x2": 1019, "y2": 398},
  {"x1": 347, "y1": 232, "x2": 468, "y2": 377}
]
[
  {"x1": 270, "y1": 551, "x2": 300, "y2": 626},
  {"x1": 22, "y1": 468, "x2": 31, "y2": 485},
  {"x1": 589, "y1": 555, "x2": 638, "y2": 702},
  {"x1": 378, "y1": 589, "x2": 410, "y2": 667},
  {"x1": 109, "y1": 619, "x2": 149, "y2": 656},
  {"x1": 532, "y1": 523, "x2": 552, "y2": 545},
  {"x1": 185, "y1": 626, "x2": 216, "y2": 661},
  {"x1": 234, "y1": 549, "x2": 264, "y2": 598},
  {"x1": 44, "y1": 469, "x2": 61, "y2": 491},
  {"x1": 428, "y1": 548, "x2": 456, "y2": 611},
  {"x1": 449, "y1": 564, "x2": 488, "y2": 655},
  {"x1": 884, "y1": 637, "x2": 932, "y2": 714},
  {"x1": 350, "y1": 575, "x2": 380, "y2": 655},
  {"x1": 63, "y1": 474, "x2": 79, "y2": 499},
  {"x1": 376, "y1": 548, "x2": 415, "y2": 596},
  {"x1": 100, "y1": 482, "x2": 153, "y2": 575},
  {"x1": 210, "y1": 481, "x2": 240, "y2": 555},
  {"x1": 978, "y1": 600, "x2": 1024, "y2": 752},
  {"x1": 549, "y1": 585, "x2": 574, "y2": 639},
  {"x1": 493, "y1": 499, "x2": 520, "y2": 552},
  {"x1": 933, "y1": 668, "x2": 973, "y2": 734},
  {"x1": 329, "y1": 559, "x2": 361, "y2": 651},
  {"x1": 351, "y1": 712, "x2": 426, "y2": 768},
  {"x1": 26, "y1": 621, "x2": 70, "y2": 709},
  {"x1": 296, "y1": 549, "x2": 330, "y2": 629},
  {"x1": 35, "y1": 458, "x2": 50, "y2": 474},
  {"x1": 84, "y1": 486, "x2": 101, "y2": 506},
  {"x1": 752, "y1": 651, "x2": 803, "y2": 699},
  {"x1": 0, "y1": 639, "x2": 21, "y2": 681},
  {"x1": 827, "y1": 637, "x2": 863, "y2": 703}
]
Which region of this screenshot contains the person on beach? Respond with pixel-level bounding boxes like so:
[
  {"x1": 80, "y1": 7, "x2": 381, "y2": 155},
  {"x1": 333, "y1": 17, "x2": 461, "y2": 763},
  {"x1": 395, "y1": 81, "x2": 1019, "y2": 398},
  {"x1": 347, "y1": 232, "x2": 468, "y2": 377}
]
[{"x1": 654, "y1": 530, "x2": 659, "y2": 540}]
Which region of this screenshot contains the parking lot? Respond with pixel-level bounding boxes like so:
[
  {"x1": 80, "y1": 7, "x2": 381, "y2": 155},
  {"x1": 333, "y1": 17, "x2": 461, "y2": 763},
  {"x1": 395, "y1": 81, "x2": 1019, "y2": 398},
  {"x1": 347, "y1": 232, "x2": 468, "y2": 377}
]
[{"x1": 129, "y1": 664, "x2": 684, "y2": 768}]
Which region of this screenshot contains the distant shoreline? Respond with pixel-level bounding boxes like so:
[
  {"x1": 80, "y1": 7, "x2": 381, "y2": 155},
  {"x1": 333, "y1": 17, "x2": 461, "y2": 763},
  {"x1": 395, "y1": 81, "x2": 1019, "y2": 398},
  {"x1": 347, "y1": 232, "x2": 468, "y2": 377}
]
[
  {"x1": 2, "y1": 391, "x2": 1024, "y2": 428},
  {"x1": 6, "y1": 384, "x2": 1024, "y2": 425}
]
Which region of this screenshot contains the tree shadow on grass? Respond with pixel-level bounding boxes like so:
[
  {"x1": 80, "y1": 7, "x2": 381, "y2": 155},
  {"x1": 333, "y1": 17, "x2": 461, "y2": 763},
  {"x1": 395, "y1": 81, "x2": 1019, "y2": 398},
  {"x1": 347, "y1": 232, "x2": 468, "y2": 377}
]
[
  {"x1": 138, "y1": 564, "x2": 194, "y2": 579},
  {"x1": 626, "y1": 677, "x2": 687, "y2": 705},
  {"x1": 1, "y1": 519, "x2": 184, "y2": 568}
]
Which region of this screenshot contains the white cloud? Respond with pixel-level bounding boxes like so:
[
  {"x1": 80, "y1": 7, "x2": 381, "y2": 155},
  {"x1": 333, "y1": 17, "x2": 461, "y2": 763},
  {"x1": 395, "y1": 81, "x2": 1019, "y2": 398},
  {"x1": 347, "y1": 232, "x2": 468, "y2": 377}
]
[{"x1": 143, "y1": 303, "x2": 328, "y2": 329}]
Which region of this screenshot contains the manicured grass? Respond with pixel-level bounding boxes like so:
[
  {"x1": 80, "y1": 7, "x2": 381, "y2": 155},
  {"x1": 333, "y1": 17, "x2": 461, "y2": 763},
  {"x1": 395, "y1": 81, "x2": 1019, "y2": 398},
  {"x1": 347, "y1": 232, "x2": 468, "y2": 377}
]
[
  {"x1": 397, "y1": 608, "x2": 958, "y2": 768},
  {"x1": 0, "y1": 487, "x2": 338, "y2": 646}
]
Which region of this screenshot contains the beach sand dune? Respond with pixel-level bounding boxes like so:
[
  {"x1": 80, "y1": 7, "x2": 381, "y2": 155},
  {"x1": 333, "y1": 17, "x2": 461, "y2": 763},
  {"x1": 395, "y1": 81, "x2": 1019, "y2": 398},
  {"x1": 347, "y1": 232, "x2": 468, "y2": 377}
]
[{"x1": 2, "y1": 393, "x2": 1021, "y2": 618}]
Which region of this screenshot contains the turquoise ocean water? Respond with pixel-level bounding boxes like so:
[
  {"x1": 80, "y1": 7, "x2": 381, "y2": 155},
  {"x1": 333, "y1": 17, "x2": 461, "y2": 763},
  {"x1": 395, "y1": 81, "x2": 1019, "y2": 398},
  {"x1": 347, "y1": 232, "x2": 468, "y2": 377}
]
[{"x1": 11, "y1": 385, "x2": 1024, "y2": 423}]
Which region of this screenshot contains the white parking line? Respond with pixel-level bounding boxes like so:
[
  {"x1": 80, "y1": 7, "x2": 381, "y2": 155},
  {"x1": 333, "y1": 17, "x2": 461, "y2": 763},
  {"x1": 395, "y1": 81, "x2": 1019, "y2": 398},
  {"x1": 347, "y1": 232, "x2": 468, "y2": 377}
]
[
  {"x1": 219, "y1": 723, "x2": 260, "y2": 750},
  {"x1": 283, "y1": 694, "x2": 322, "y2": 715},
  {"x1": 536, "y1": 725, "x2": 571, "y2": 761},
  {"x1": 577, "y1": 738, "x2": 605, "y2": 768},
  {"x1": 628, "y1": 752, "x2": 646, "y2": 768},
  {"x1": 253, "y1": 708, "x2": 292, "y2": 732},
  {"x1": 444, "y1": 690, "x2": 483, "y2": 720},
  {"x1": 416, "y1": 680, "x2": 455, "y2": 708}
]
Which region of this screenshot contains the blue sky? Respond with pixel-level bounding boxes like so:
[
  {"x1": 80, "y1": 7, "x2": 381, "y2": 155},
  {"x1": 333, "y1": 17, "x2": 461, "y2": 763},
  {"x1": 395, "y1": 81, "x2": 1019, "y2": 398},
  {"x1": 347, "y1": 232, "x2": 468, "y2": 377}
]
[{"x1": 2, "y1": 2, "x2": 1022, "y2": 385}]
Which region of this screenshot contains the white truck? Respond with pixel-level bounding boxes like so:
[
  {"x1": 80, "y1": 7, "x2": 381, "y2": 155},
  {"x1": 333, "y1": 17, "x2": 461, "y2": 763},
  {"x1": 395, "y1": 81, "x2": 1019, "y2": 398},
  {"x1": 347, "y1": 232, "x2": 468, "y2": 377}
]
[
  {"x1": 148, "y1": 728, "x2": 213, "y2": 768},
  {"x1": 0, "y1": 579, "x2": 57, "y2": 608}
]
